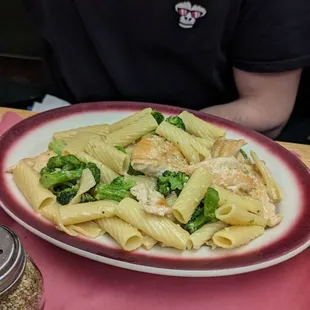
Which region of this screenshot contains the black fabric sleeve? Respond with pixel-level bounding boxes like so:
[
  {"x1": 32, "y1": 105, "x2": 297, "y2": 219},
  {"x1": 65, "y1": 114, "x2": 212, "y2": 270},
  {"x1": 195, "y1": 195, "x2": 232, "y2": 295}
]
[{"x1": 232, "y1": 0, "x2": 310, "y2": 72}]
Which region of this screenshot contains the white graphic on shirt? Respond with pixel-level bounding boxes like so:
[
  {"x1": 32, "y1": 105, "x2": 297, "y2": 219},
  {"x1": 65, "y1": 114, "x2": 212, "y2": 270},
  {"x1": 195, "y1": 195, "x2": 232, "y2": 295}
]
[{"x1": 175, "y1": 2, "x2": 207, "y2": 29}]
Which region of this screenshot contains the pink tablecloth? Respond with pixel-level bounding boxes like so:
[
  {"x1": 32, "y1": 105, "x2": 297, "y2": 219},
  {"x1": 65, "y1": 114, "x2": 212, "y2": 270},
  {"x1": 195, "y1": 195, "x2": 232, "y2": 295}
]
[{"x1": 1, "y1": 112, "x2": 310, "y2": 310}]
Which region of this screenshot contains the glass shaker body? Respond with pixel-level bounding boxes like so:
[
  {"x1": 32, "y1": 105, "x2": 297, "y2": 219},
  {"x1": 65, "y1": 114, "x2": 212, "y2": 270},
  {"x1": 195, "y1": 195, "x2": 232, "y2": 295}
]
[{"x1": 0, "y1": 226, "x2": 44, "y2": 310}]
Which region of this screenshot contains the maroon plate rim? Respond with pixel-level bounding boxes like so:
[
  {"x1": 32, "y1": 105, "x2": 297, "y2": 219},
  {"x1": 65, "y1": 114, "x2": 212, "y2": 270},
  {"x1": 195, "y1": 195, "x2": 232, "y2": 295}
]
[{"x1": 0, "y1": 101, "x2": 310, "y2": 271}]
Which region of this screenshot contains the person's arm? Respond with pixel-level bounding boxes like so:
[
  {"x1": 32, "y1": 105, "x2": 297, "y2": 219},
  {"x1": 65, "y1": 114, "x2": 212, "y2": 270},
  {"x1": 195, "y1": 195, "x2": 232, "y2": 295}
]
[
  {"x1": 202, "y1": 68, "x2": 302, "y2": 138},
  {"x1": 201, "y1": 0, "x2": 310, "y2": 138}
]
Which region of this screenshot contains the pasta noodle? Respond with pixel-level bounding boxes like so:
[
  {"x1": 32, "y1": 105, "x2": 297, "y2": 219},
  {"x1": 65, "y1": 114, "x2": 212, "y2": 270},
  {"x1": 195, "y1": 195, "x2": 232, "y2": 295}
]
[
  {"x1": 69, "y1": 169, "x2": 96, "y2": 205},
  {"x1": 215, "y1": 204, "x2": 267, "y2": 227},
  {"x1": 179, "y1": 110, "x2": 226, "y2": 139},
  {"x1": 53, "y1": 124, "x2": 109, "y2": 142},
  {"x1": 188, "y1": 222, "x2": 227, "y2": 250},
  {"x1": 211, "y1": 185, "x2": 263, "y2": 215},
  {"x1": 172, "y1": 167, "x2": 212, "y2": 224},
  {"x1": 212, "y1": 139, "x2": 246, "y2": 158},
  {"x1": 141, "y1": 233, "x2": 158, "y2": 250},
  {"x1": 76, "y1": 152, "x2": 119, "y2": 184},
  {"x1": 63, "y1": 132, "x2": 98, "y2": 155},
  {"x1": 109, "y1": 108, "x2": 152, "y2": 132},
  {"x1": 105, "y1": 113, "x2": 158, "y2": 147},
  {"x1": 13, "y1": 161, "x2": 56, "y2": 210},
  {"x1": 155, "y1": 121, "x2": 200, "y2": 163},
  {"x1": 189, "y1": 137, "x2": 212, "y2": 159},
  {"x1": 212, "y1": 226, "x2": 264, "y2": 249},
  {"x1": 97, "y1": 216, "x2": 143, "y2": 251},
  {"x1": 85, "y1": 136, "x2": 130, "y2": 174},
  {"x1": 53, "y1": 203, "x2": 79, "y2": 236},
  {"x1": 251, "y1": 151, "x2": 282, "y2": 202},
  {"x1": 40, "y1": 200, "x2": 117, "y2": 225},
  {"x1": 205, "y1": 239, "x2": 218, "y2": 250},
  {"x1": 115, "y1": 198, "x2": 189, "y2": 250},
  {"x1": 69, "y1": 221, "x2": 104, "y2": 239}
]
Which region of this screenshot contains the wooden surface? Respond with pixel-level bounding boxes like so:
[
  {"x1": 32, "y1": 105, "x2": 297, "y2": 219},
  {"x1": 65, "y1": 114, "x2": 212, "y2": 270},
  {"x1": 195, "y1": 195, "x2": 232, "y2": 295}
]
[{"x1": 1, "y1": 107, "x2": 309, "y2": 168}]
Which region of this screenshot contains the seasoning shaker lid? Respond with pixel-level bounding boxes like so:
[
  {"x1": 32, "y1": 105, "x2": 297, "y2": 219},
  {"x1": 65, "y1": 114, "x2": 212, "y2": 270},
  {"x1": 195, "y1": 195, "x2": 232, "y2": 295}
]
[{"x1": 0, "y1": 226, "x2": 26, "y2": 296}]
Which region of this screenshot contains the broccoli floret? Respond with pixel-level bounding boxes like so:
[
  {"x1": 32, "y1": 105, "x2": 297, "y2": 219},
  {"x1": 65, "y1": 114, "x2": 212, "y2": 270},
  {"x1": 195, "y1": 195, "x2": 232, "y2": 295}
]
[
  {"x1": 115, "y1": 146, "x2": 127, "y2": 153},
  {"x1": 127, "y1": 164, "x2": 144, "y2": 176},
  {"x1": 50, "y1": 183, "x2": 75, "y2": 196},
  {"x1": 93, "y1": 185, "x2": 132, "y2": 202},
  {"x1": 40, "y1": 155, "x2": 100, "y2": 187},
  {"x1": 84, "y1": 162, "x2": 101, "y2": 184},
  {"x1": 80, "y1": 193, "x2": 96, "y2": 203},
  {"x1": 43, "y1": 155, "x2": 82, "y2": 174},
  {"x1": 157, "y1": 171, "x2": 190, "y2": 197},
  {"x1": 93, "y1": 177, "x2": 136, "y2": 202},
  {"x1": 40, "y1": 166, "x2": 51, "y2": 175},
  {"x1": 111, "y1": 176, "x2": 136, "y2": 190},
  {"x1": 57, "y1": 186, "x2": 79, "y2": 205},
  {"x1": 166, "y1": 116, "x2": 186, "y2": 131},
  {"x1": 40, "y1": 169, "x2": 83, "y2": 188},
  {"x1": 48, "y1": 140, "x2": 67, "y2": 155},
  {"x1": 40, "y1": 155, "x2": 100, "y2": 206},
  {"x1": 151, "y1": 110, "x2": 164, "y2": 125}
]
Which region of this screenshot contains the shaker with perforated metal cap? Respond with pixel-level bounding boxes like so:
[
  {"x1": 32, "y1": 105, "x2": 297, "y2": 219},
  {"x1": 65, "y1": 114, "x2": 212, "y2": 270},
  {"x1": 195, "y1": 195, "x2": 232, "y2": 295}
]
[{"x1": 0, "y1": 226, "x2": 44, "y2": 310}]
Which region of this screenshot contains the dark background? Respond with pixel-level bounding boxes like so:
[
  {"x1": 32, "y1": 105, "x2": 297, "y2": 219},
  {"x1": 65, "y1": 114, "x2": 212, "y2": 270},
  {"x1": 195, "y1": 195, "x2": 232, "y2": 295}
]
[{"x1": 0, "y1": 0, "x2": 309, "y2": 143}]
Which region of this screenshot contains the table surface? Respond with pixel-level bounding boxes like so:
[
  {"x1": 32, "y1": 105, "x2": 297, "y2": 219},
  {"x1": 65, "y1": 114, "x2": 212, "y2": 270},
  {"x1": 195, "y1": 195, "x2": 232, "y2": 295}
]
[{"x1": 1, "y1": 107, "x2": 309, "y2": 168}]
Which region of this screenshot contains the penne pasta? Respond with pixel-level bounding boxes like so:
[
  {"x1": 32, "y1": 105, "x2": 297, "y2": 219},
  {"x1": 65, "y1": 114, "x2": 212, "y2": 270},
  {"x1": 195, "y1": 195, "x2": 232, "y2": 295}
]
[
  {"x1": 76, "y1": 152, "x2": 119, "y2": 184},
  {"x1": 212, "y1": 139, "x2": 247, "y2": 158},
  {"x1": 53, "y1": 203, "x2": 79, "y2": 237},
  {"x1": 205, "y1": 239, "x2": 218, "y2": 250},
  {"x1": 13, "y1": 161, "x2": 56, "y2": 210},
  {"x1": 40, "y1": 200, "x2": 117, "y2": 225},
  {"x1": 155, "y1": 121, "x2": 200, "y2": 164},
  {"x1": 53, "y1": 124, "x2": 109, "y2": 142},
  {"x1": 211, "y1": 185, "x2": 263, "y2": 215},
  {"x1": 189, "y1": 137, "x2": 212, "y2": 159},
  {"x1": 115, "y1": 198, "x2": 189, "y2": 250},
  {"x1": 63, "y1": 132, "x2": 98, "y2": 156},
  {"x1": 179, "y1": 111, "x2": 226, "y2": 140},
  {"x1": 172, "y1": 167, "x2": 212, "y2": 224},
  {"x1": 69, "y1": 169, "x2": 96, "y2": 205},
  {"x1": 109, "y1": 108, "x2": 152, "y2": 132},
  {"x1": 216, "y1": 204, "x2": 267, "y2": 227},
  {"x1": 212, "y1": 226, "x2": 264, "y2": 249},
  {"x1": 69, "y1": 221, "x2": 104, "y2": 239},
  {"x1": 251, "y1": 151, "x2": 282, "y2": 202},
  {"x1": 85, "y1": 136, "x2": 130, "y2": 174},
  {"x1": 97, "y1": 216, "x2": 143, "y2": 251},
  {"x1": 141, "y1": 233, "x2": 158, "y2": 250},
  {"x1": 105, "y1": 113, "x2": 158, "y2": 147},
  {"x1": 188, "y1": 222, "x2": 227, "y2": 250}
]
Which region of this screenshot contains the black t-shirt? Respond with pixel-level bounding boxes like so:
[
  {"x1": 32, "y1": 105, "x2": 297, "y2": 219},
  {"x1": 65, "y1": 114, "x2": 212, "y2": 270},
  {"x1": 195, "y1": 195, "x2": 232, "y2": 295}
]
[{"x1": 26, "y1": 0, "x2": 310, "y2": 109}]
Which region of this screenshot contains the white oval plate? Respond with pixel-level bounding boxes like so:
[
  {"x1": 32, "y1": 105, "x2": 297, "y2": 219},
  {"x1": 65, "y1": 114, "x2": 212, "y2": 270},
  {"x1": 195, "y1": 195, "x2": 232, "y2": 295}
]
[{"x1": 1, "y1": 101, "x2": 310, "y2": 277}]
